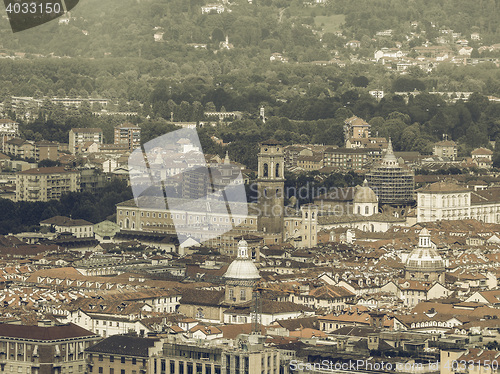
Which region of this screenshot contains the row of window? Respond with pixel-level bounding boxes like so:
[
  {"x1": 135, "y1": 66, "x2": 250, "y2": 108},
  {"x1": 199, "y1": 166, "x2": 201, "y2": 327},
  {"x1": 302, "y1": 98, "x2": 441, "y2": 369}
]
[
  {"x1": 97, "y1": 355, "x2": 145, "y2": 366},
  {"x1": 156, "y1": 359, "x2": 221, "y2": 374},
  {"x1": 119, "y1": 210, "x2": 253, "y2": 224}
]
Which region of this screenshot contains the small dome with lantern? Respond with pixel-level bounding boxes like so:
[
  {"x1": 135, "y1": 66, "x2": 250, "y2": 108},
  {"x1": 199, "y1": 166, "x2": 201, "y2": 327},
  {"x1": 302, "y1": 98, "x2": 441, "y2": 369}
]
[
  {"x1": 354, "y1": 179, "x2": 378, "y2": 204},
  {"x1": 224, "y1": 239, "x2": 260, "y2": 280}
]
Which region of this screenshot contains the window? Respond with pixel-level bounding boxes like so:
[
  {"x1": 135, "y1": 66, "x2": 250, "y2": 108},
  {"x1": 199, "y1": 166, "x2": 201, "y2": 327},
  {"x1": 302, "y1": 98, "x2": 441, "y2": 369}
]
[
  {"x1": 275, "y1": 163, "x2": 280, "y2": 177},
  {"x1": 121, "y1": 357, "x2": 125, "y2": 364},
  {"x1": 98, "y1": 355, "x2": 103, "y2": 362},
  {"x1": 240, "y1": 289, "x2": 246, "y2": 300},
  {"x1": 110, "y1": 356, "x2": 114, "y2": 363},
  {"x1": 228, "y1": 288, "x2": 234, "y2": 299},
  {"x1": 132, "y1": 358, "x2": 136, "y2": 365},
  {"x1": 98, "y1": 368, "x2": 103, "y2": 374},
  {"x1": 263, "y1": 163, "x2": 268, "y2": 177}
]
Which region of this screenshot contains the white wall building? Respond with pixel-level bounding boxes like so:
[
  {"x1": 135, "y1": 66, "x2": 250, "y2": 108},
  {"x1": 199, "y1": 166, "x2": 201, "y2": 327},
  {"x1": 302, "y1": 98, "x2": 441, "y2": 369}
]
[{"x1": 417, "y1": 181, "x2": 500, "y2": 223}]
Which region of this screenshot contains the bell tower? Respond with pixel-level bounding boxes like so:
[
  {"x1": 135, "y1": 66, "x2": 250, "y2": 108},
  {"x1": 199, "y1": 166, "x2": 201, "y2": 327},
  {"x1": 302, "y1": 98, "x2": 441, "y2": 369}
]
[{"x1": 257, "y1": 139, "x2": 285, "y2": 234}]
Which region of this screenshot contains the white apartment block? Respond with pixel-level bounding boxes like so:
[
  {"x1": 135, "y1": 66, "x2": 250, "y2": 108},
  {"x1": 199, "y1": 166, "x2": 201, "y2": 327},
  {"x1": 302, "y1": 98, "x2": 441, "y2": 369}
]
[{"x1": 16, "y1": 167, "x2": 80, "y2": 202}]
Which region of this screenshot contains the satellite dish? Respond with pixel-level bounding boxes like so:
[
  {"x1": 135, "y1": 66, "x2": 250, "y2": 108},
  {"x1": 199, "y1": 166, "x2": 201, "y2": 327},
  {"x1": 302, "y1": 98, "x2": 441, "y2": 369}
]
[{"x1": 4, "y1": 0, "x2": 80, "y2": 33}]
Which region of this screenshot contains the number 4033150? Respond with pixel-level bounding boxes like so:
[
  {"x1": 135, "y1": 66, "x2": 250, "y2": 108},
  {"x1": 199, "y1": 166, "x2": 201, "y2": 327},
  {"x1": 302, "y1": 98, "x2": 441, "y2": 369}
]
[{"x1": 6, "y1": 2, "x2": 62, "y2": 14}]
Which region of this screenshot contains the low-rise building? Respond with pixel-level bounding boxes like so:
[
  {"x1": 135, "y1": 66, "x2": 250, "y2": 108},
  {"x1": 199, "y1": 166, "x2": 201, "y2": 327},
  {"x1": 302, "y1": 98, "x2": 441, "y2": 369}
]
[
  {"x1": 433, "y1": 140, "x2": 457, "y2": 160},
  {"x1": 471, "y1": 147, "x2": 493, "y2": 169},
  {"x1": 40, "y1": 216, "x2": 94, "y2": 238}
]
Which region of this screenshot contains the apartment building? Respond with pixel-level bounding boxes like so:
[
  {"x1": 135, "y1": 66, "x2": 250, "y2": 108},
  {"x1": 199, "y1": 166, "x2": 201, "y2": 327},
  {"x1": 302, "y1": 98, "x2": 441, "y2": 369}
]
[
  {"x1": 85, "y1": 335, "x2": 163, "y2": 374},
  {"x1": 86, "y1": 334, "x2": 284, "y2": 374},
  {"x1": 158, "y1": 334, "x2": 283, "y2": 374},
  {"x1": 69, "y1": 128, "x2": 103, "y2": 155},
  {"x1": 323, "y1": 147, "x2": 369, "y2": 170},
  {"x1": 35, "y1": 140, "x2": 59, "y2": 161},
  {"x1": 0, "y1": 321, "x2": 99, "y2": 374},
  {"x1": 16, "y1": 166, "x2": 80, "y2": 202},
  {"x1": 114, "y1": 123, "x2": 141, "y2": 151},
  {"x1": 4, "y1": 138, "x2": 34, "y2": 159},
  {"x1": 0, "y1": 118, "x2": 19, "y2": 143}
]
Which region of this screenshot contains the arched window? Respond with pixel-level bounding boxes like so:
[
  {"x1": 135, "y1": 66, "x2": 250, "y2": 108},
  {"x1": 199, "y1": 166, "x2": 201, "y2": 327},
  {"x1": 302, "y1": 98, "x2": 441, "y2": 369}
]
[
  {"x1": 276, "y1": 189, "x2": 279, "y2": 197},
  {"x1": 373, "y1": 206, "x2": 376, "y2": 214},
  {"x1": 276, "y1": 163, "x2": 280, "y2": 177},
  {"x1": 125, "y1": 218, "x2": 130, "y2": 229},
  {"x1": 263, "y1": 163, "x2": 268, "y2": 177},
  {"x1": 305, "y1": 212, "x2": 308, "y2": 218},
  {"x1": 357, "y1": 206, "x2": 361, "y2": 214},
  {"x1": 365, "y1": 206, "x2": 369, "y2": 215},
  {"x1": 371, "y1": 224, "x2": 374, "y2": 232},
  {"x1": 311, "y1": 212, "x2": 315, "y2": 219}
]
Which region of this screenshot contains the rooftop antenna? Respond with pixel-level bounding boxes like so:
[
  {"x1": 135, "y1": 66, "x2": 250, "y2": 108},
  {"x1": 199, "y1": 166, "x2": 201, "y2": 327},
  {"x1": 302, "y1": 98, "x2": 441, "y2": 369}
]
[{"x1": 251, "y1": 287, "x2": 262, "y2": 334}]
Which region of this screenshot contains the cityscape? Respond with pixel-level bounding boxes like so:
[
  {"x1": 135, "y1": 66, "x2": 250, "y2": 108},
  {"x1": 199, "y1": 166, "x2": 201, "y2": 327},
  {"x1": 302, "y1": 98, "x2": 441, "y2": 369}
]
[{"x1": 1, "y1": 0, "x2": 500, "y2": 374}]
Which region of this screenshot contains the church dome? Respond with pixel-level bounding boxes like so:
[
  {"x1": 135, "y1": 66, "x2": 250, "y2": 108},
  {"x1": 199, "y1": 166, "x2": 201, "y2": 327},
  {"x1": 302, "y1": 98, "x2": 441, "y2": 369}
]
[
  {"x1": 224, "y1": 240, "x2": 260, "y2": 280},
  {"x1": 354, "y1": 180, "x2": 378, "y2": 204},
  {"x1": 405, "y1": 229, "x2": 444, "y2": 272},
  {"x1": 405, "y1": 248, "x2": 445, "y2": 271}
]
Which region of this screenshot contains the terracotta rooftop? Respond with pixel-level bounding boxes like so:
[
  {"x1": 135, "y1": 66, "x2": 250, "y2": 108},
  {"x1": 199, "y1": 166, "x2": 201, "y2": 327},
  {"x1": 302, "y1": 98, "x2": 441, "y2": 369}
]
[{"x1": 417, "y1": 181, "x2": 469, "y2": 193}]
